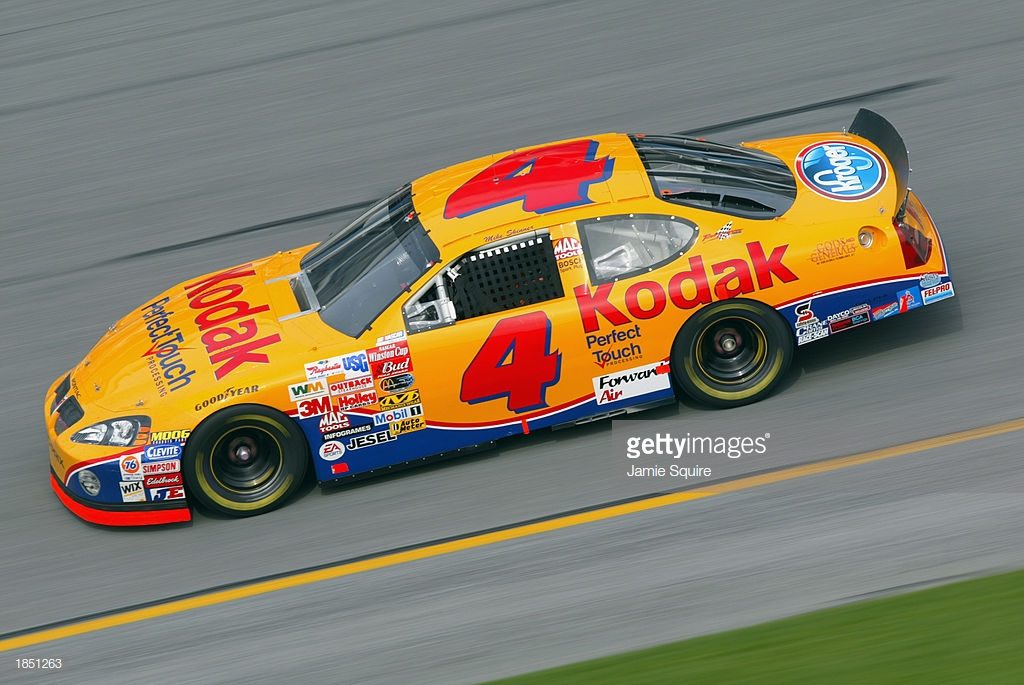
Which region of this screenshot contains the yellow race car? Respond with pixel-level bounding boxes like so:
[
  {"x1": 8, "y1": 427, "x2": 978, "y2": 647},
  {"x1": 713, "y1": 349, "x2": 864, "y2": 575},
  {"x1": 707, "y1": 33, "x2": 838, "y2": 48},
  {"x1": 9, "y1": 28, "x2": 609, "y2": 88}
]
[{"x1": 45, "y1": 109, "x2": 953, "y2": 526}]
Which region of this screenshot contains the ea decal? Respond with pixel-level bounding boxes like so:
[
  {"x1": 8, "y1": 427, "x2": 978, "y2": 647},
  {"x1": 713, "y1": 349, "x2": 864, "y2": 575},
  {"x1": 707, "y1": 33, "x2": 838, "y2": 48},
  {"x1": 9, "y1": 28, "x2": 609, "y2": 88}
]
[
  {"x1": 319, "y1": 440, "x2": 346, "y2": 461},
  {"x1": 795, "y1": 141, "x2": 886, "y2": 201}
]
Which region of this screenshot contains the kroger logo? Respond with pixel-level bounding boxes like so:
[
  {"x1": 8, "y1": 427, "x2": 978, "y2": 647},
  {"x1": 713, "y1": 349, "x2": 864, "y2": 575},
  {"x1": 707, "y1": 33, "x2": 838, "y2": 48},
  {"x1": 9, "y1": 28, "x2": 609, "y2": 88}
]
[{"x1": 796, "y1": 141, "x2": 886, "y2": 201}]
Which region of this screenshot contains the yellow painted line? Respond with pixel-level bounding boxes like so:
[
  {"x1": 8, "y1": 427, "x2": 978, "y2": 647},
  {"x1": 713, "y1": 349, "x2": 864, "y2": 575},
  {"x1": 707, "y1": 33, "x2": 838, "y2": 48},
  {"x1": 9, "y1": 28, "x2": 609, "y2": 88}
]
[{"x1": 4, "y1": 416, "x2": 1023, "y2": 653}]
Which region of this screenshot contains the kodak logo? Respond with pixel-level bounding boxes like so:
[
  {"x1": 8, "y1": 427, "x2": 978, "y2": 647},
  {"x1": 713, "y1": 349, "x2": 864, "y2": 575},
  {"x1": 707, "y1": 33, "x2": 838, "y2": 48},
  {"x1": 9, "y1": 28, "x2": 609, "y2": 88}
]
[
  {"x1": 184, "y1": 264, "x2": 282, "y2": 380},
  {"x1": 574, "y1": 242, "x2": 797, "y2": 333}
]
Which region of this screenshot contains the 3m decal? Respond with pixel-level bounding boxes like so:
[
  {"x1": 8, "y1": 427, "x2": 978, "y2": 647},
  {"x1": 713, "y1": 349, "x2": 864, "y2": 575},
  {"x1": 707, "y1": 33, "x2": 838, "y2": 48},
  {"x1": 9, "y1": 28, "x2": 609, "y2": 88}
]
[
  {"x1": 461, "y1": 311, "x2": 561, "y2": 413},
  {"x1": 795, "y1": 141, "x2": 887, "y2": 201},
  {"x1": 444, "y1": 139, "x2": 613, "y2": 219},
  {"x1": 296, "y1": 394, "x2": 332, "y2": 419},
  {"x1": 183, "y1": 264, "x2": 282, "y2": 380}
]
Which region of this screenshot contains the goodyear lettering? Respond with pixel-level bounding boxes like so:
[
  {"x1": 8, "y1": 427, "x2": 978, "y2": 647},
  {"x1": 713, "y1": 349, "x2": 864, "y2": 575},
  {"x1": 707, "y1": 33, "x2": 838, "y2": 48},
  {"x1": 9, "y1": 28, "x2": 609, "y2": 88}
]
[
  {"x1": 574, "y1": 243, "x2": 797, "y2": 333},
  {"x1": 184, "y1": 264, "x2": 282, "y2": 380},
  {"x1": 195, "y1": 385, "x2": 259, "y2": 411}
]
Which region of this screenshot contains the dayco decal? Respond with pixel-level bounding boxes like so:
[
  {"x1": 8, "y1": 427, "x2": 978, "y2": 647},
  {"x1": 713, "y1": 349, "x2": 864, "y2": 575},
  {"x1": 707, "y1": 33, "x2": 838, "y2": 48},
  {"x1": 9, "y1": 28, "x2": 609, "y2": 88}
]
[
  {"x1": 378, "y1": 390, "x2": 421, "y2": 409},
  {"x1": 586, "y1": 323, "x2": 642, "y2": 369},
  {"x1": 593, "y1": 361, "x2": 671, "y2": 405},
  {"x1": 195, "y1": 385, "x2": 259, "y2": 411},
  {"x1": 141, "y1": 297, "x2": 196, "y2": 395},
  {"x1": 573, "y1": 243, "x2": 798, "y2": 333},
  {"x1": 183, "y1": 264, "x2": 282, "y2": 380},
  {"x1": 809, "y1": 237, "x2": 857, "y2": 265},
  {"x1": 827, "y1": 304, "x2": 871, "y2": 334}
]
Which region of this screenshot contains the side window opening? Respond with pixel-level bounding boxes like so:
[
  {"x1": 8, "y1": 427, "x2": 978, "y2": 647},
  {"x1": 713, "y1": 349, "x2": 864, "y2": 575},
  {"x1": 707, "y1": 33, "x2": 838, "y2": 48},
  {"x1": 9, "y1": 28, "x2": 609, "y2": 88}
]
[
  {"x1": 579, "y1": 214, "x2": 698, "y2": 283},
  {"x1": 404, "y1": 232, "x2": 564, "y2": 332}
]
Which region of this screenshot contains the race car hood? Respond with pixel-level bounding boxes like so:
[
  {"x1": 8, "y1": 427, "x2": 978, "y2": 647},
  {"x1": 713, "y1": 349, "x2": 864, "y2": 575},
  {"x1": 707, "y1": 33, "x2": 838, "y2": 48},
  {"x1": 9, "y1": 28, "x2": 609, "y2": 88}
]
[{"x1": 70, "y1": 252, "x2": 302, "y2": 415}]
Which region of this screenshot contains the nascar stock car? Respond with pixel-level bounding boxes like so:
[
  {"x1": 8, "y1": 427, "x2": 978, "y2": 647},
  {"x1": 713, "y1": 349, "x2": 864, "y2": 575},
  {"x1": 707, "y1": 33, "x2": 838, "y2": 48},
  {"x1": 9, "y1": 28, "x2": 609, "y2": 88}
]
[{"x1": 46, "y1": 108, "x2": 954, "y2": 526}]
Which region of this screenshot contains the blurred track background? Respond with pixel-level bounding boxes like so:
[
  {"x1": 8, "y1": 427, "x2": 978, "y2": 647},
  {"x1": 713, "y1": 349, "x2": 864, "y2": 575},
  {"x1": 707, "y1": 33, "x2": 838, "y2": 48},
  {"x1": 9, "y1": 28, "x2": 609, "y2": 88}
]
[{"x1": 2, "y1": 1, "x2": 1023, "y2": 682}]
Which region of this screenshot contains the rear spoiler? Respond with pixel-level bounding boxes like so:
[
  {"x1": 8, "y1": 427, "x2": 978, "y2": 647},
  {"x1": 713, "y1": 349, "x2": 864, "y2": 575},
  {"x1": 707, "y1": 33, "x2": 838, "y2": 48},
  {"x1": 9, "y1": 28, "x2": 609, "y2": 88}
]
[{"x1": 848, "y1": 108, "x2": 910, "y2": 210}]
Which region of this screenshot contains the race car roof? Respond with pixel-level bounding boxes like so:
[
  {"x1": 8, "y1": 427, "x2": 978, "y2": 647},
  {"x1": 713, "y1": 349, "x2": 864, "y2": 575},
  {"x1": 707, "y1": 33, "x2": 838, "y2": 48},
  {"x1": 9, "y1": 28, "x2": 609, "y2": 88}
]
[{"x1": 410, "y1": 132, "x2": 652, "y2": 247}]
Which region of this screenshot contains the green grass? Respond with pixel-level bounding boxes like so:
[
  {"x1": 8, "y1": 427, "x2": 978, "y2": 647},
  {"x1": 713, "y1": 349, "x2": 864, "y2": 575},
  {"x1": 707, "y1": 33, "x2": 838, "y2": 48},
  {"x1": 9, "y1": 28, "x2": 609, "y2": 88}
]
[{"x1": 487, "y1": 569, "x2": 1024, "y2": 685}]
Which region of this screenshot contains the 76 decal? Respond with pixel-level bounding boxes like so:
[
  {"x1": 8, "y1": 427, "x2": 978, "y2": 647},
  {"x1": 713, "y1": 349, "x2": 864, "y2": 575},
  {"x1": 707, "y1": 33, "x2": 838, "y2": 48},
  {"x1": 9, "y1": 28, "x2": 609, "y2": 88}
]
[{"x1": 460, "y1": 312, "x2": 561, "y2": 414}]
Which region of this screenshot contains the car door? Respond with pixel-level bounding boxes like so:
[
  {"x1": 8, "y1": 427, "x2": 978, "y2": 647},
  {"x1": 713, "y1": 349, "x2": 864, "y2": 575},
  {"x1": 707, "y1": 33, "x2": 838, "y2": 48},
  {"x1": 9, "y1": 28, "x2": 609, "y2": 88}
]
[{"x1": 397, "y1": 226, "x2": 594, "y2": 458}]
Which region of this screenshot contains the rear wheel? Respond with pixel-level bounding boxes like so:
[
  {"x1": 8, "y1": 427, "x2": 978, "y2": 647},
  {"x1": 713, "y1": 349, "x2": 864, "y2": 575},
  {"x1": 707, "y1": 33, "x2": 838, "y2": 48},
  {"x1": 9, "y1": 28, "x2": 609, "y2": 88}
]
[
  {"x1": 183, "y1": 404, "x2": 308, "y2": 517},
  {"x1": 671, "y1": 300, "x2": 793, "y2": 408}
]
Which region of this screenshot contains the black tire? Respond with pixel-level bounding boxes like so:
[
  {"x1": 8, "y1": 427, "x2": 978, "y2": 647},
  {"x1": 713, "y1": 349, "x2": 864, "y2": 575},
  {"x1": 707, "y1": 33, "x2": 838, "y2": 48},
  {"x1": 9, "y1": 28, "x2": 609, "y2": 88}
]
[
  {"x1": 183, "y1": 404, "x2": 308, "y2": 517},
  {"x1": 671, "y1": 299, "x2": 793, "y2": 408}
]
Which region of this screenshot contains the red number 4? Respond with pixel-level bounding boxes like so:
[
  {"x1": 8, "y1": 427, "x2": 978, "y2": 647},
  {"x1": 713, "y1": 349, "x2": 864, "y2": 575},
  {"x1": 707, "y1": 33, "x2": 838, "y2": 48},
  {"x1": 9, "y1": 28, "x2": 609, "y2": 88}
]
[
  {"x1": 460, "y1": 312, "x2": 561, "y2": 414},
  {"x1": 444, "y1": 139, "x2": 613, "y2": 219}
]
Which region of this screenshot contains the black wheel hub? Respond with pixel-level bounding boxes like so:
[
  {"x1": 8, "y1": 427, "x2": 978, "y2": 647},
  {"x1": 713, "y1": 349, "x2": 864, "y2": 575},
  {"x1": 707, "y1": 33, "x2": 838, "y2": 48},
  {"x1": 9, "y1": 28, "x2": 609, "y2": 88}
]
[
  {"x1": 213, "y1": 429, "x2": 279, "y2": 492},
  {"x1": 698, "y1": 318, "x2": 765, "y2": 383}
]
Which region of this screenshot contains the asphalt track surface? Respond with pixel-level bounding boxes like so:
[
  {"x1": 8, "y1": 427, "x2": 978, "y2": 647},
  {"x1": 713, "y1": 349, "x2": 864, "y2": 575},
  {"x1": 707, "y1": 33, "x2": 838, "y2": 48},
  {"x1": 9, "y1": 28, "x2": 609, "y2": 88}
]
[{"x1": 2, "y1": 1, "x2": 1023, "y2": 682}]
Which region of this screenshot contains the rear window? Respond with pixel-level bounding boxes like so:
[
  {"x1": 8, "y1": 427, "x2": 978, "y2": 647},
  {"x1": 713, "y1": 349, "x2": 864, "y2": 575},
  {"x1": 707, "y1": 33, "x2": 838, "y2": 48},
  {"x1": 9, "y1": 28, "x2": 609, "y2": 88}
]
[{"x1": 631, "y1": 135, "x2": 796, "y2": 219}]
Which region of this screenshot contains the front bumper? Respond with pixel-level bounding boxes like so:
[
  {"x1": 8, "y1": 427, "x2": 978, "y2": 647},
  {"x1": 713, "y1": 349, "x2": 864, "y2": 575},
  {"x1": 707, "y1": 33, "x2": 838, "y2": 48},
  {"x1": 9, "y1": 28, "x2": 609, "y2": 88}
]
[{"x1": 49, "y1": 469, "x2": 190, "y2": 526}]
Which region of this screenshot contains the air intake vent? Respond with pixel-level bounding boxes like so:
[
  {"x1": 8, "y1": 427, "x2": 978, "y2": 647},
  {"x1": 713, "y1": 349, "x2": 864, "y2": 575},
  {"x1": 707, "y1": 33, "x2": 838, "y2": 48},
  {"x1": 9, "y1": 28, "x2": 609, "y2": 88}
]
[
  {"x1": 55, "y1": 396, "x2": 84, "y2": 435},
  {"x1": 50, "y1": 373, "x2": 71, "y2": 414}
]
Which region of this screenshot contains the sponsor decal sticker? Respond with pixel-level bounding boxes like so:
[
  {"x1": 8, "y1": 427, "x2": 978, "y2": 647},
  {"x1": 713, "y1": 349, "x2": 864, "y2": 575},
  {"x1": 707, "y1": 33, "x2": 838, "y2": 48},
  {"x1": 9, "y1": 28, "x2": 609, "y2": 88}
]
[
  {"x1": 119, "y1": 480, "x2": 145, "y2": 502},
  {"x1": 319, "y1": 411, "x2": 350, "y2": 433},
  {"x1": 897, "y1": 286, "x2": 923, "y2": 312},
  {"x1": 379, "y1": 373, "x2": 415, "y2": 394},
  {"x1": 586, "y1": 323, "x2": 643, "y2": 369},
  {"x1": 872, "y1": 301, "x2": 900, "y2": 321},
  {"x1": 195, "y1": 384, "x2": 259, "y2": 412},
  {"x1": 574, "y1": 243, "x2": 797, "y2": 333},
  {"x1": 827, "y1": 304, "x2": 871, "y2": 334},
  {"x1": 593, "y1": 360, "x2": 671, "y2": 405},
  {"x1": 390, "y1": 416, "x2": 426, "y2": 436},
  {"x1": 331, "y1": 462, "x2": 350, "y2": 475},
  {"x1": 296, "y1": 394, "x2": 332, "y2": 419},
  {"x1": 329, "y1": 375, "x2": 374, "y2": 396},
  {"x1": 794, "y1": 301, "x2": 829, "y2": 345},
  {"x1": 335, "y1": 390, "x2": 377, "y2": 411},
  {"x1": 150, "y1": 429, "x2": 190, "y2": 444},
  {"x1": 144, "y1": 443, "x2": 182, "y2": 461},
  {"x1": 921, "y1": 281, "x2": 954, "y2": 305},
  {"x1": 142, "y1": 460, "x2": 180, "y2": 475},
  {"x1": 795, "y1": 141, "x2": 887, "y2": 201},
  {"x1": 809, "y1": 237, "x2": 857, "y2": 265},
  {"x1": 919, "y1": 273, "x2": 941, "y2": 289},
  {"x1": 375, "y1": 331, "x2": 407, "y2": 346},
  {"x1": 183, "y1": 264, "x2": 282, "y2": 380},
  {"x1": 140, "y1": 297, "x2": 195, "y2": 396},
  {"x1": 348, "y1": 430, "x2": 396, "y2": 450},
  {"x1": 367, "y1": 340, "x2": 411, "y2": 365},
  {"x1": 119, "y1": 454, "x2": 143, "y2": 481},
  {"x1": 371, "y1": 356, "x2": 413, "y2": 379},
  {"x1": 149, "y1": 486, "x2": 186, "y2": 501},
  {"x1": 323, "y1": 424, "x2": 372, "y2": 440},
  {"x1": 701, "y1": 221, "x2": 742, "y2": 242},
  {"x1": 144, "y1": 473, "x2": 183, "y2": 488},
  {"x1": 378, "y1": 390, "x2": 421, "y2": 409},
  {"x1": 319, "y1": 440, "x2": 346, "y2": 461},
  {"x1": 289, "y1": 379, "x2": 327, "y2": 402},
  {"x1": 372, "y1": 404, "x2": 424, "y2": 426},
  {"x1": 305, "y1": 351, "x2": 370, "y2": 380},
  {"x1": 554, "y1": 236, "x2": 585, "y2": 271}
]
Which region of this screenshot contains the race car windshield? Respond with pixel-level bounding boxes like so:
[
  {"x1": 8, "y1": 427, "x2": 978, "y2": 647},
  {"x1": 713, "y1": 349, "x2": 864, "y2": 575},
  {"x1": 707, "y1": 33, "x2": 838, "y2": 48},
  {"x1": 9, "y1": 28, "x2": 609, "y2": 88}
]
[
  {"x1": 631, "y1": 135, "x2": 797, "y2": 218},
  {"x1": 301, "y1": 186, "x2": 440, "y2": 337}
]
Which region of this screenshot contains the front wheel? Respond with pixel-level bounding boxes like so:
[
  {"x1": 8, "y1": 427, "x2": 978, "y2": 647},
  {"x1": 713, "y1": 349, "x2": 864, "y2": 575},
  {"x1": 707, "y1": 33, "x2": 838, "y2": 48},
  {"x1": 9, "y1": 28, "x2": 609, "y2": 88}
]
[
  {"x1": 183, "y1": 404, "x2": 309, "y2": 517},
  {"x1": 671, "y1": 300, "x2": 793, "y2": 408}
]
